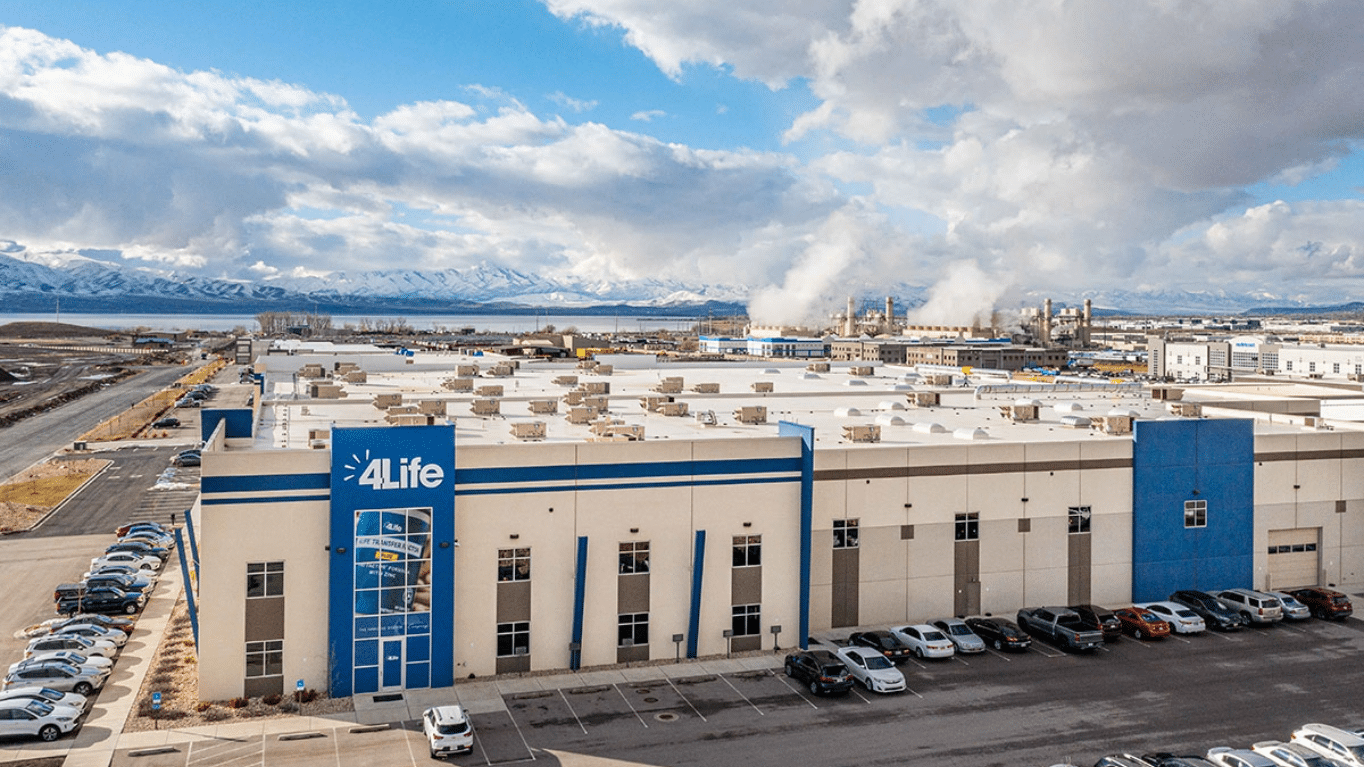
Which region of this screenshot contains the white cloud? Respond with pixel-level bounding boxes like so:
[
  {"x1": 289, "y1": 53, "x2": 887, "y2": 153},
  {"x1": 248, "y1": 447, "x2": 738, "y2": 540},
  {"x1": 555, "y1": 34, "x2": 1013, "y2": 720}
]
[
  {"x1": 629, "y1": 109, "x2": 665, "y2": 122},
  {"x1": 548, "y1": 91, "x2": 598, "y2": 113}
]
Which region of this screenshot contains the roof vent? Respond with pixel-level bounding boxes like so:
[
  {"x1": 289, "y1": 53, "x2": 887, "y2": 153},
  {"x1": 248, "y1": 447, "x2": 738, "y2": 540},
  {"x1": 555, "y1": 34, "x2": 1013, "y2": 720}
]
[
  {"x1": 953, "y1": 427, "x2": 989, "y2": 440},
  {"x1": 878, "y1": 400, "x2": 906, "y2": 411},
  {"x1": 913, "y1": 422, "x2": 948, "y2": 434},
  {"x1": 875, "y1": 414, "x2": 906, "y2": 427},
  {"x1": 835, "y1": 407, "x2": 862, "y2": 417},
  {"x1": 1059, "y1": 415, "x2": 1091, "y2": 428}
]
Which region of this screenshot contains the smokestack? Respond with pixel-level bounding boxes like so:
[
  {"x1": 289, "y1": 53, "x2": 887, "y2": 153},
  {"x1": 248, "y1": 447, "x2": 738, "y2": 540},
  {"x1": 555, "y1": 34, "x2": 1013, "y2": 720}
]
[
  {"x1": 1041, "y1": 299, "x2": 1053, "y2": 346},
  {"x1": 1082, "y1": 299, "x2": 1092, "y2": 346},
  {"x1": 845, "y1": 296, "x2": 856, "y2": 337},
  {"x1": 885, "y1": 296, "x2": 894, "y2": 333}
]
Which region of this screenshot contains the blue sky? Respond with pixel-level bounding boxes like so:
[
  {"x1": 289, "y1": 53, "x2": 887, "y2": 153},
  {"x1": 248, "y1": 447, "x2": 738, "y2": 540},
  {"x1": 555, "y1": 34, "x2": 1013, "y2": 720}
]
[{"x1": 1, "y1": 1, "x2": 1364, "y2": 321}]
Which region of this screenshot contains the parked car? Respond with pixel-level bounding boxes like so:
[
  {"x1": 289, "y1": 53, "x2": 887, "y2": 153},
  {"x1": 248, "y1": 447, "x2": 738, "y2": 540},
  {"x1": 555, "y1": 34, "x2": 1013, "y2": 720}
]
[
  {"x1": 115, "y1": 521, "x2": 169, "y2": 538},
  {"x1": 1217, "y1": 589, "x2": 1284, "y2": 624},
  {"x1": 1143, "y1": 754, "x2": 1219, "y2": 767},
  {"x1": 90, "y1": 552, "x2": 161, "y2": 572},
  {"x1": 833, "y1": 646, "x2": 906, "y2": 694},
  {"x1": 1265, "y1": 591, "x2": 1312, "y2": 621},
  {"x1": 171, "y1": 452, "x2": 201, "y2": 467},
  {"x1": 85, "y1": 564, "x2": 159, "y2": 584},
  {"x1": 0, "y1": 699, "x2": 82, "y2": 742},
  {"x1": 930, "y1": 618, "x2": 986, "y2": 654},
  {"x1": 1113, "y1": 607, "x2": 1171, "y2": 639},
  {"x1": 1095, "y1": 756, "x2": 1156, "y2": 767},
  {"x1": 0, "y1": 686, "x2": 88, "y2": 711},
  {"x1": 1289, "y1": 588, "x2": 1354, "y2": 620},
  {"x1": 783, "y1": 649, "x2": 854, "y2": 695},
  {"x1": 175, "y1": 397, "x2": 201, "y2": 408},
  {"x1": 77, "y1": 571, "x2": 155, "y2": 595},
  {"x1": 1135, "y1": 601, "x2": 1206, "y2": 634},
  {"x1": 51, "y1": 623, "x2": 128, "y2": 648},
  {"x1": 11, "y1": 652, "x2": 114, "y2": 675},
  {"x1": 1252, "y1": 739, "x2": 1349, "y2": 767},
  {"x1": 1070, "y1": 604, "x2": 1123, "y2": 641},
  {"x1": 1206, "y1": 747, "x2": 1278, "y2": 767},
  {"x1": 1170, "y1": 590, "x2": 1246, "y2": 631},
  {"x1": 27, "y1": 614, "x2": 135, "y2": 638},
  {"x1": 120, "y1": 526, "x2": 174, "y2": 545},
  {"x1": 104, "y1": 540, "x2": 169, "y2": 561},
  {"x1": 55, "y1": 586, "x2": 144, "y2": 616},
  {"x1": 25, "y1": 634, "x2": 119, "y2": 660},
  {"x1": 1016, "y1": 606, "x2": 1105, "y2": 651},
  {"x1": 890, "y1": 624, "x2": 955, "y2": 659},
  {"x1": 422, "y1": 704, "x2": 473, "y2": 757},
  {"x1": 1292, "y1": 724, "x2": 1364, "y2": 767},
  {"x1": 964, "y1": 617, "x2": 1032, "y2": 652},
  {"x1": 151, "y1": 417, "x2": 180, "y2": 429},
  {"x1": 847, "y1": 630, "x2": 913, "y2": 664},
  {"x1": 2, "y1": 661, "x2": 108, "y2": 696}
]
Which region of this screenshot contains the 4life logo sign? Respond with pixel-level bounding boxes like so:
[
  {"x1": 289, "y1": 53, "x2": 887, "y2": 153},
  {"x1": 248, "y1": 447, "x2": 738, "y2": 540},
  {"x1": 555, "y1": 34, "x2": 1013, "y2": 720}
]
[{"x1": 341, "y1": 449, "x2": 446, "y2": 490}]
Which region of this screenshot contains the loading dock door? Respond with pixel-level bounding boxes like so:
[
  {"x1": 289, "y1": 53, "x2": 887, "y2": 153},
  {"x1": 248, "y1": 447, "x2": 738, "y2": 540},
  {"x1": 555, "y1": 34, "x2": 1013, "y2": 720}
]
[{"x1": 1267, "y1": 528, "x2": 1320, "y2": 590}]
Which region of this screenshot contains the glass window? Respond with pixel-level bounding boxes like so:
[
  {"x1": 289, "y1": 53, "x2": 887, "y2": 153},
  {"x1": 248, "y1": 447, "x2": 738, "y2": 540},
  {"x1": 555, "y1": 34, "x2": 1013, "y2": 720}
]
[
  {"x1": 245, "y1": 640, "x2": 283, "y2": 678},
  {"x1": 732, "y1": 604, "x2": 761, "y2": 637},
  {"x1": 619, "y1": 542, "x2": 650, "y2": 574},
  {"x1": 732, "y1": 535, "x2": 761, "y2": 567},
  {"x1": 498, "y1": 548, "x2": 531, "y2": 582},
  {"x1": 955, "y1": 513, "x2": 980, "y2": 541},
  {"x1": 246, "y1": 562, "x2": 284, "y2": 598},
  {"x1": 496, "y1": 622, "x2": 530, "y2": 657},
  {"x1": 617, "y1": 613, "x2": 648, "y2": 647},
  {"x1": 1068, "y1": 506, "x2": 1091, "y2": 534},
  {"x1": 1184, "y1": 499, "x2": 1207, "y2": 528},
  {"x1": 833, "y1": 519, "x2": 859, "y2": 549}
]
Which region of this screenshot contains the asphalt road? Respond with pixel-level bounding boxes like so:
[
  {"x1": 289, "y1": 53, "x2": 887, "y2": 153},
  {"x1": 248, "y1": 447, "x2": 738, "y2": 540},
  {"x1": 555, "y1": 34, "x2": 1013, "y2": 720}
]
[{"x1": 0, "y1": 364, "x2": 189, "y2": 481}]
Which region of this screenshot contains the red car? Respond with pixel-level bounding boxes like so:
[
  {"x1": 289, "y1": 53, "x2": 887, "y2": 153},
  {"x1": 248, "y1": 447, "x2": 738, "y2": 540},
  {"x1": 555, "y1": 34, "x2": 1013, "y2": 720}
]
[
  {"x1": 1113, "y1": 607, "x2": 1170, "y2": 639},
  {"x1": 1289, "y1": 587, "x2": 1353, "y2": 620}
]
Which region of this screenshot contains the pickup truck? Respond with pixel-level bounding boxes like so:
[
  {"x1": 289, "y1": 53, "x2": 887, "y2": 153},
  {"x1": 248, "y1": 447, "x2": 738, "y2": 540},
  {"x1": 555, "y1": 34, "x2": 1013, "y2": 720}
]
[{"x1": 1016, "y1": 606, "x2": 1105, "y2": 651}]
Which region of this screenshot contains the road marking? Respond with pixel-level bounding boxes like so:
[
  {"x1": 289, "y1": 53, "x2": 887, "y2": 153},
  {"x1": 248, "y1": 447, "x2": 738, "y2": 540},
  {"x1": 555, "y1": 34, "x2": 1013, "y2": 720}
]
[
  {"x1": 1029, "y1": 644, "x2": 1065, "y2": 658},
  {"x1": 505, "y1": 705, "x2": 538, "y2": 763},
  {"x1": 664, "y1": 676, "x2": 709, "y2": 721},
  {"x1": 1124, "y1": 637, "x2": 1154, "y2": 649},
  {"x1": 472, "y1": 718, "x2": 494, "y2": 765},
  {"x1": 903, "y1": 656, "x2": 927, "y2": 670},
  {"x1": 983, "y1": 647, "x2": 1013, "y2": 661},
  {"x1": 903, "y1": 684, "x2": 924, "y2": 699},
  {"x1": 772, "y1": 672, "x2": 820, "y2": 710},
  {"x1": 558, "y1": 689, "x2": 589, "y2": 733},
  {"x1": 402, "y1": 717, "x2": 417, "y2": 767},
  {"x1": 952, "y1": 655, "x2": 971, "y2": 666},
  {"x1": 1169, "y1": 634, "x2": 1192, "y2": 644},
  {"x1": 718, "y1": 674, "x2": 764, "y2": 716},
  {"x1": 613, "y1": 684, "x2": 649, "y2": 728},
  {"x1": 1209, "y1": 630, "x2": 1239, "y2": 641},
  {"x1": 849, "y1": 686, "x2": 872, "y2": 704}
]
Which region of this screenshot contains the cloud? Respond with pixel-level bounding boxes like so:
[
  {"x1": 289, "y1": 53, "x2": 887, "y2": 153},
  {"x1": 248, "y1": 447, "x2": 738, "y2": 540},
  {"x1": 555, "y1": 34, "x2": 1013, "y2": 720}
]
[
  {"x1": 629, "y1": 109, "x2": 666, "y2": 122},
  {"x1": 548, "y1": 91, "x2": 598, "y2": 113}
]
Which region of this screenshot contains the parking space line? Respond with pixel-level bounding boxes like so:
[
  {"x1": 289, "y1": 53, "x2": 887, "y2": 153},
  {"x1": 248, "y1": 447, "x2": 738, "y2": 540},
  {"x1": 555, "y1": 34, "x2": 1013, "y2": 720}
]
[
  {"x1": 772, "y1": 673, "x2": 820, "y2": 710},
  {"x1": 664, "y1": 676, "x2": 709, "y2": 721},
  {"x1": 952, "y1": 654, "x2": 971, "y2": 665},
  {"x1": 333, "y1": 724, "x2": 341, "y2": 767},
  {"x1": 902, "y1": 657, "x2": 927, "y2": 670},
  {"x1": 1124, "y1": 638, "x2": 1154, "y2": 649},
  {"x1": 718, "y1": 674, "x2": 765, "y2": 716},
  {"x1": 982, "y1": 647, "x2": 1013, "y2": 661},
  {"x1": 903, "y1": 684, "x2": 924, "y2": 699},
  {"x1": 613, "y1": 684, "x2": 650, "y2": 728},
  {"x1": 1169, "y1": 634, "x2": 1192, "y2": 644},
  {"x1": 403, "y1": 720, "x2": 417, "y2": 767},
  {"x1": 472, "y1": 719, "x2": 494, "y2": 766},
  {"x1": 506, "y1": 702, "x2": 539, "y2": 759},
  {"x1": 1029, "y1": 644, "x2": 1065, "y2": 658},
  {"x1": 849, "y1": 686, "x2": 872, "y2": 704},
  {"x1": 1280, "y1": 624, "x2": 1310, "y2": 634},
  {"x1": 187, "y1": 739, "x2": 261, "y2": 766},
  {"x1": 557, "y1": 688, "x2": 589, "y2": 733}
]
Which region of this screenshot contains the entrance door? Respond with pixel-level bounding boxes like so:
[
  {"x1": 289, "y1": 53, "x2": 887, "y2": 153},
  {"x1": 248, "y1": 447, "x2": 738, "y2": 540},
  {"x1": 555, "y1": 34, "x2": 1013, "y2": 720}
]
[{"x1": 381, "y1": 639, "x2": 403, "y2": 689}]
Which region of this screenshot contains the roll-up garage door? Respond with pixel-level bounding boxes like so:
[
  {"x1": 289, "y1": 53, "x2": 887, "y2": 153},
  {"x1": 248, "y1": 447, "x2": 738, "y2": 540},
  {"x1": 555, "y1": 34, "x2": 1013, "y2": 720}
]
[{"x1": 1267, "y1": 528, "x2": 1320, "y2": 590}]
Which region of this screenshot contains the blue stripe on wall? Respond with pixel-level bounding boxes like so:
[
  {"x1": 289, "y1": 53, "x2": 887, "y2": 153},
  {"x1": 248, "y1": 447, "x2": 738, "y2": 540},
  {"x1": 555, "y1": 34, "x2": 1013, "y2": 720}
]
[
  {"x1": 202, "y1": 473, "x2": 330, "y2": 493},
  {"x1": 1131, "y1": 419, "x2": 1254, "y2": 601},
  {"x1": 779, "y1": 421, "x2": 815, "y2": 650},
  {"x1": 454, "y1": 457, "x2": 801, "y2": 486},
  {"x1": 570, "y1": 536, "x2": 588, "y2": 671},
  {"x1": 687, "y1": 530, "x2": 706, "y2": 659}
]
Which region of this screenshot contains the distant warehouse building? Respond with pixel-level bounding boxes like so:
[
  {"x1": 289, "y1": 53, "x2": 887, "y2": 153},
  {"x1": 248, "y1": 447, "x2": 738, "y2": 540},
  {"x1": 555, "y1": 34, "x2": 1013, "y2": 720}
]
[{"x1": 190, "y1": 350, "x2": 1364, "y2": 701}]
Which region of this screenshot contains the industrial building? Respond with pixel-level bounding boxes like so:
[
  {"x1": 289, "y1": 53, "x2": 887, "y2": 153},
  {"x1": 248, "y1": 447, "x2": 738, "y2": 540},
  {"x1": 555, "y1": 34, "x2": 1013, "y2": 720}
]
[
  {"x1": 1149, "y1": 335, "x2": 1364, "y2": 382},
  {"x1": 190, "y1": 345, "x2": 1364, "y2": 701}
]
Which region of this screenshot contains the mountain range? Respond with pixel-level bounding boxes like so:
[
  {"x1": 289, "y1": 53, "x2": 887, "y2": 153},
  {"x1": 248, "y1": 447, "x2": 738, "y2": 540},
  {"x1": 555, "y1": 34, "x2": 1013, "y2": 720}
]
[{"x1": 1, "y1": 248, "x2": 1361, "y2": 318}]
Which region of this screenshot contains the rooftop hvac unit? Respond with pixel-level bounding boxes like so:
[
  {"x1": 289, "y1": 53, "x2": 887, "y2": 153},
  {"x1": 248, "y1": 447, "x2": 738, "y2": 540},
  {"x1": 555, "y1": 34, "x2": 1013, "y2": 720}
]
[
  {"x1": 388, "y1": 414, "x2": 437, "y2": 426},
  {"x1": 341, "y1": 370, "x2": 367, "y2": 383},
  {"x1": 660, "y1": 402, "x2": 690, "y2": 417},
  {"x1": 487, "y1": 364, "x2": 516, "y2": 377},
  {"x1": 529, "y1": 399, "x2": 558, "y2": 414},
  {"x1": 309, "y1": 383, "x2": 347, "y2": 399},
  {"x1": 589, "y1": 417, "x2": 624, "y2": 435},
  {"x1": 297, "y1": 364, "x2": 326, "y2": 379},
  {"x1": 552, "y1": 375, "x2": 579, "y2": 387},
  {"x1": 310, "y1": 439, "x2": 329, "y2": 449},
  {"x1": 335, "y1": 362, "x2": 359, "y2": 373},
  {"x1": 735, "y1": 406, "x2": 768, "y2": 424},
  {"x1": 692, "y1": 382, "x2": 720, "y2": 394},
  {"x1": 387, "y1": 404, "x2": 422, "y2": 417},
  {"x1": 578, "y1": 359, "x2": 599, "y2": 370},
  {"x1": 910, "y1": 392, "x2": 941, "y2": 408},
  {"x1": 308, "y1": 429, "x2": 331, "y2": 441},
  {"x1": 640, "y1": 395, "x2": 674, "y2": 412},
  {"x1": 581, "y1": 381, "x2": 610, "y2": 395},
  {"x1": 562, "y1": 390, "x2": 586, "y2": 405},
  {"x1": 1000, "y1": 403, "x2": 1039, "y2": 422},
  {"x1": 457, "y1": 364, "x2": 480, "y2": 377},
  {"x1": 510, "y1": 422, "x2": 546, "y2": 441},
  {"x1": 476, "y1": 385, "x2": 504, "y2": 398},
  {"x1": 582, "y1": 395, "x2": 610, "y2": 411},
  {"x1": 653, "y1": 376, "x2": 684, "y2": 394},
  {"x1": 1151, "y1": 386, "x2": 1185, "y2": 401},
  {"x1": 695, "y1": 410, "x2": 718, "y2": 426},
  {"x1": 843, "y1": 424, "x2": 881, "y2": 443},
  {"x1": 593, "y1": 365, "x2": 613, "y2": 376},
  {"x1": 849, "y1": 366, "x2": 875, "y2": 377},
  {"x1": 442, "y1": 378, "x2": 474, "y2": 392},
  {"x1": 807, "y1": 362, "x2": 831, "y2": 373},
  {"x1": 751, "y1": 381, "x2": 774, "y2": 393},
  {"x1": 1094, "y1": 414, "x2": 1133, "y2": 434},
  {"x1": 373, "y1": 393, "x2": 403, "y2": 409},
  {"x1": 471, "y1": 399, "x2": 501, "y2": 416},
  {"x1": 418, "y1": 400, "x2": 447, "y2": 416},
  {"x1": 1169, "y1": 402, "x2": 1202, "y2": 417},
  {"x1": 593, "y1": 424, "x2": 644, "y2": 442},
  {"x1": 566, "y1": 406, "x2": 598, "y2": 424}
]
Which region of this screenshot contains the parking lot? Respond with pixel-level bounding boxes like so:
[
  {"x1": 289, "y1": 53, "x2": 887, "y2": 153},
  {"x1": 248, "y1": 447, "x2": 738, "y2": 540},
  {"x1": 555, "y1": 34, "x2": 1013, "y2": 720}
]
[{"x1": 105, "y1": 612, "x2": 1364, "y2": 767}]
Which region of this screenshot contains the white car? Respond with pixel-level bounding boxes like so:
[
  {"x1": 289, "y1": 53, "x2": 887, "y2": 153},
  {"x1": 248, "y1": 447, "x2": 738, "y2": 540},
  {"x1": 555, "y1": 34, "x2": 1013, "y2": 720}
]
[
  {"x1": 0, "y1": 686, "x2": 88, "y2": 711},
  {"x1": 1207, "y1": 747, "x2": 1278, "y2": 767},
  {"x1": 26, "y1": 634, "x2": 119, "y2": 660},
  {"x1": 1136, "y1": 601, "x2": 1207, "y2": 634},
  {"x1": 1293, "y1": 724, "x2": 1364, "y2": 767},
  {"x1": 1252, "y1": 740, "x2": 1348, "y2": 767},
  {"x1": 10, "y1": 653, "x2": 114, "y2": 675},
  {"x1": 834, "y1": 646, "x2": 906, "y2": 694},
  {"x1": 54, "y1": 624, "x2": 129, "y2": 648},
  {"x1": 0, "y1": 699, "x2": 81, "y2": 742},
  {"x1": 90, "y1": 552, "x2": 161, "y2": 571},
  {"x1": 422, "y1": 705, "x2": 473, "y2": 757},
  {"x1": 891, "y1": 624, "x2": 956, "y2": 659}
]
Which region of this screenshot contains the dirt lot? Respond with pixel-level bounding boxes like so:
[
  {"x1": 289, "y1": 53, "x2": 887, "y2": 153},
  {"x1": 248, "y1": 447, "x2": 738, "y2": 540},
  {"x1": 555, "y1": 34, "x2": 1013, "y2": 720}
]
[{"x1": 0, "y1": 457, "x2": 110, "y2": 532}]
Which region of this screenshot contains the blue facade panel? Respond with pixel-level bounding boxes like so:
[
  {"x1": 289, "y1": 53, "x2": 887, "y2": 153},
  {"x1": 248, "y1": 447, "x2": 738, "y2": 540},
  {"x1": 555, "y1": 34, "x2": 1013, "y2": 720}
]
[
  {"x1": 201, "y1": 408, "x2": 253, "y2": 442},
  {"x1": 1132, "y1": 419, "x2": 1254, "y2": 602}
]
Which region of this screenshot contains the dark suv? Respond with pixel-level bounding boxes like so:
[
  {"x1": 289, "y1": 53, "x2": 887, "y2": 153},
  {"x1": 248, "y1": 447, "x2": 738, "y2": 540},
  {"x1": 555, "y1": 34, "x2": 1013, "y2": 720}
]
[
  {"x1": 1289, "y1": 586, "x2": 1353, "y2": 620},
  {"x1": 1070, "y1": 604, "x2": 1123, "y2": 641},
  {"x1": 1169, "y1": 590, "x2": 1246, "y2": 631},
  {"x1": 55, "y1": 586, "x2": 144, "y2": 616},
  {"x1": 783, "y1": 650, "x2": 854, "y2": 695}
]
